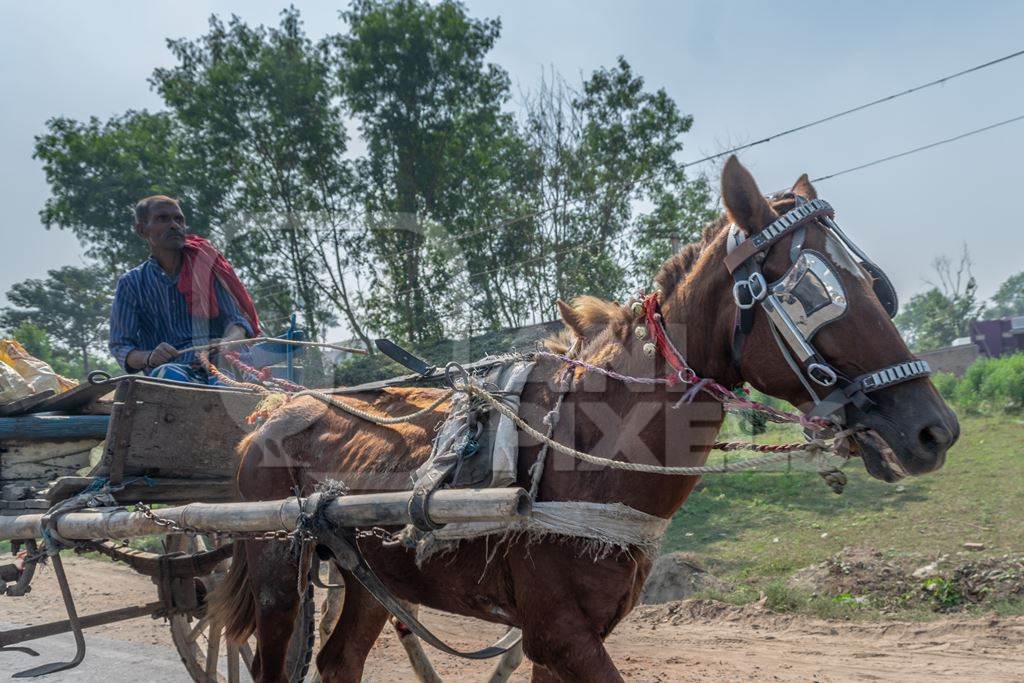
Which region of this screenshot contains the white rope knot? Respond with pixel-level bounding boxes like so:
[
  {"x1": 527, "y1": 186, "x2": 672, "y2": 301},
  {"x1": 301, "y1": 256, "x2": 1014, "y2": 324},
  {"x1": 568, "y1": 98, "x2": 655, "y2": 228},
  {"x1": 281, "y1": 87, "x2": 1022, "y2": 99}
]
[{"x1": 673, "y1": 378, "x2": 712, "y2": 409}]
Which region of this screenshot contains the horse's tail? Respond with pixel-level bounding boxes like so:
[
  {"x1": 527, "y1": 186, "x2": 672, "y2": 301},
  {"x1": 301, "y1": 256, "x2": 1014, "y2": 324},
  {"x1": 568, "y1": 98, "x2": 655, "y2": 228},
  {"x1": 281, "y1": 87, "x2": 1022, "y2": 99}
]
[{"x1": 208, "y1": 541, "x2": 256, "y2": 643}]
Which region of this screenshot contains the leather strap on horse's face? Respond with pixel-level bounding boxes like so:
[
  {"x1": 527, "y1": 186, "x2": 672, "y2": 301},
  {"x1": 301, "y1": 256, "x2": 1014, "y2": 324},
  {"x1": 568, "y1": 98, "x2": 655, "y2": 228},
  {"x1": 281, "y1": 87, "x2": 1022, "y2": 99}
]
[
  {"x1": 723, "y1": 198, "x2": 835, "y2": 275},
  {"x1": 723, "y1": 194, "x2": 927, "y2": 425}
]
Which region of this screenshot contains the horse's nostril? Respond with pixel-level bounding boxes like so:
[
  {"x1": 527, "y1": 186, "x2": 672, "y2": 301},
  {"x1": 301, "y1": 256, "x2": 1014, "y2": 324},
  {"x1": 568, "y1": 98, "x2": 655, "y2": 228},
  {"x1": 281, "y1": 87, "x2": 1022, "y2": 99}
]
[{"x1": 919, "y1": 424, "x2": 952, "y2": 455}]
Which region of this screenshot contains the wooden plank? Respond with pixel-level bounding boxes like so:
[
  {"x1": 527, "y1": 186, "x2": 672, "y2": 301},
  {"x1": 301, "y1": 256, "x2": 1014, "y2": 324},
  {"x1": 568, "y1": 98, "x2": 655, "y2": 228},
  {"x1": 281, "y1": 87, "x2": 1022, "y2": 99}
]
[
  {"x1": 92, "y1": 378, "x2": 262, "y2": 481},
  {"x1": 0, "y1": 482, "x2": 36, "y2": 501},
  {"x1": 1, "y1": 439, "x2": 101, "y2": 465},
  {"x1": 0, "y1": 603, "x2": 162, "y2": 647},
  {"x1": 0, "y1": 390, "x2": 55, "y2": 417},
  {"x1": 106, "y1": 380, "x2": 136, "y2": 484},
  {"x1": 0, "y1": 415, "x2": 110, "y2": 440},
  {"x1": 2, "y1": 451, "x2": 90, "y2": 479},
  {"x1": 0, "y1": 499, "x2": 49, "y2": 511},
  {"x1": 23, "y1": 381, "x2": 115, "y2": 415},
  {"x1": 43, "y1": 476, "x2": 236, "y2": 506}
]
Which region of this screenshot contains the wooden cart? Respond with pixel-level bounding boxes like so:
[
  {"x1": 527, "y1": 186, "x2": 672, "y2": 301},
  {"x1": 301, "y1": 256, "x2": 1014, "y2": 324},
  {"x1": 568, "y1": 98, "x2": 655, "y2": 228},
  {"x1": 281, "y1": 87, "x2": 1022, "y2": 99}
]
[
  {"x1": 2, "y1": 373, "x2": 529, "y2": 682},
  {"x1": 1, "y1": 376, "x2": 318, "y2": 681}
]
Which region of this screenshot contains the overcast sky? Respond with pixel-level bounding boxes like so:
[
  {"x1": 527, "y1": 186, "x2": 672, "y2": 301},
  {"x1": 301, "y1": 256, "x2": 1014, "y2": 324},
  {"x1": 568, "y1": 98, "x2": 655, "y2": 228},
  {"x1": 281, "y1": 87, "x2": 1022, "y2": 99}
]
[{"x1": 2, "y1": 1, "x2": 1022, "y2": 331}]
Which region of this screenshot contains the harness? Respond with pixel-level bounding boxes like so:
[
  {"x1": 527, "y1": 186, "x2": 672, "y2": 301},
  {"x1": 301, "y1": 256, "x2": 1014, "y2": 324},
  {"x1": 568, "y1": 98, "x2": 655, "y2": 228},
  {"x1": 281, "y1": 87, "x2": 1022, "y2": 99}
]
[{"x1": 645, "y1": 194, "x2": 930, "y2": 427}]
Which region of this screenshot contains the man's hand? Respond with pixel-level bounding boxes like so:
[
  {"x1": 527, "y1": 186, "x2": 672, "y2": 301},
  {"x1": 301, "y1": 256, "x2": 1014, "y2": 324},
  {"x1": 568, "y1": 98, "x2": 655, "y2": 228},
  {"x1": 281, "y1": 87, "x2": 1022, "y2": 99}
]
[
  {"x1": 221, "y1": 323, "x2": 248, "y2": 345},
  {"x1": 147, "y1": 342, "x2": 179, "y2": 368}
]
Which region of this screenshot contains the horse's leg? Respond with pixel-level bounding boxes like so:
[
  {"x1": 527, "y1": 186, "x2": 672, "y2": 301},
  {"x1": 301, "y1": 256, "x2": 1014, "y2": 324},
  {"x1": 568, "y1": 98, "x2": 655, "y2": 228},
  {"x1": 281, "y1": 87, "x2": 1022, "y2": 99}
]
[
  {"x1": 488, "y1": 636, "x2": 524, "y2": 683},
  {"x1": 517, "y1": 573, "x2": 624, "y2": 683},
  {"x1": 522, "y1": 622, "x2": 621, "y2": 683},
  {"x1": 245, "y1": 540, "x2": 302, "y2": 682},
  {"x1": 391, "y1": 610, "x2": 442, "y2": 683},
  {"x1": 316, "y1": 568, "x2": 389, "y2": 683},
  {"x1": 319, "y1": 562, "x2": 345, "y2": 643},
  {"x1": 529, "y1": 664, "x2": 561, "y2": 683}
]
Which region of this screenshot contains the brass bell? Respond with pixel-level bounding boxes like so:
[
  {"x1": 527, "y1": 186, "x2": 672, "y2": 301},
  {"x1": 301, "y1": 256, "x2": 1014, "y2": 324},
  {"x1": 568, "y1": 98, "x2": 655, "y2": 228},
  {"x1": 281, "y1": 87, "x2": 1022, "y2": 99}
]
[
  {"x1": 630, "y1": 301, "x2": 645, "y2": 317},
  {"x1": 634, "y1": 325, "x2": 648, "y2": 340},
  {"x1": 643, "y1": 342, "x2": 657, "y2": 357}
]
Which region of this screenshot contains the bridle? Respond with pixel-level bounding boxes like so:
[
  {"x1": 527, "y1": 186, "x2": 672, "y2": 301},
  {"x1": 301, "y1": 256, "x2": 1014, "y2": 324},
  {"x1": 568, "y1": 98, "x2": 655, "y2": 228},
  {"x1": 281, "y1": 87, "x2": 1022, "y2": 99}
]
[{"x1": 644, "y1": 194, "x2": 930, "y2": 429}]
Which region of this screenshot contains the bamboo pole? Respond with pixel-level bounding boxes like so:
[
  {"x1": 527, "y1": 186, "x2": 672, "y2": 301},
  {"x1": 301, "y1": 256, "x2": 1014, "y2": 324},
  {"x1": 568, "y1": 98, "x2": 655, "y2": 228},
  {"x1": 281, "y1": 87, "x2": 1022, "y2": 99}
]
[{"x1": 0, "y1": 488, "x2": 530, "y2": 542}]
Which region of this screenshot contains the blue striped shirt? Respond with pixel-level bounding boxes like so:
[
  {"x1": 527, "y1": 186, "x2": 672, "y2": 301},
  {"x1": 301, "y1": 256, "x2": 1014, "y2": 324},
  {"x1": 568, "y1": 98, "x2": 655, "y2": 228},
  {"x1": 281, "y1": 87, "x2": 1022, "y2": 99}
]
[{"x1": 108, "y1": 257, "x2": 253, "y2": 372}]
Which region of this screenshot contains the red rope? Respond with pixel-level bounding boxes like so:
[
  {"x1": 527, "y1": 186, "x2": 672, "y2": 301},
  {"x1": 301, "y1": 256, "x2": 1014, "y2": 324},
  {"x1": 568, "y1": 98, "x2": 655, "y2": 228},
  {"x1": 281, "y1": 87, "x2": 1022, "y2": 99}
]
[
  {"x1": 643, "y1": 293, "x2": 697, "y2": 386},
  {"x1": 641, "y1": 293, "x2": 830, "y2": 432},
  {"x1": 221, "y1": 350, "x2": 305, "y2": 393}
]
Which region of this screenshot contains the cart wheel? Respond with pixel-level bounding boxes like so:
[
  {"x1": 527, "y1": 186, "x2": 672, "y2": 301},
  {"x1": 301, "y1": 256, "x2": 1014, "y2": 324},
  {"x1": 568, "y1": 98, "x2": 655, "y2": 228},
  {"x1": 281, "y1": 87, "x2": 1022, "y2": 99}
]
[{"x1": 164, "y1": 534, "x2": 316, "y2": 683}]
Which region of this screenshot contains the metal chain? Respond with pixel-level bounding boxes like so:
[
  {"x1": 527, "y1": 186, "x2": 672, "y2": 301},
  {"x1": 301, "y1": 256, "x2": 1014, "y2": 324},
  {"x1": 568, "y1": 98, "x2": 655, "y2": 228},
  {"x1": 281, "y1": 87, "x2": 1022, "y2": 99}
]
[
  {"x1": 133, "y1": 503, "x2": 297, "y2": 542},
  {"x1": 132, "y1": 502, "x2": 396, "y2": 544}
]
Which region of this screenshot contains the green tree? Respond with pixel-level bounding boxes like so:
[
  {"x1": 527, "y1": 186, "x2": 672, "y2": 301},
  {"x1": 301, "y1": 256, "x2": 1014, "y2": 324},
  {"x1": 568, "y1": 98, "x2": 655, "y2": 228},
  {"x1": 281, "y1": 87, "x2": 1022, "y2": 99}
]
[
  {"x1": 153, "y1": 9, "x2": 366, "y2": 346},
  {"x1": 1, "y1": 266, "x2": 113, "y2": 373},
  {"x1": 335, "y1": 0, "x2": 519, "y2": 342},
  {"x1": 896, "y1": 249, "x2": 982, "y2": 351},
  {"x1": 988, "y1": 271, "x2": 1024, "y2": 319},
  {"x1": 33, "y1": 111, "x2": 227, "y2": 275},
  {"x1": 520, "y1": 60, "x2": 714, "y2": 313}
]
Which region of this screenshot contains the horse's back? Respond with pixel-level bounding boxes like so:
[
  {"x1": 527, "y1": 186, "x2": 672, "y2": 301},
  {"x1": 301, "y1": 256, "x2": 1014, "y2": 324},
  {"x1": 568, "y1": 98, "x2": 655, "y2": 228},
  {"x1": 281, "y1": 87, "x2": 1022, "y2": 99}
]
[{"x1": 236, "y1": 387, "x2": 449, "y2": 500}]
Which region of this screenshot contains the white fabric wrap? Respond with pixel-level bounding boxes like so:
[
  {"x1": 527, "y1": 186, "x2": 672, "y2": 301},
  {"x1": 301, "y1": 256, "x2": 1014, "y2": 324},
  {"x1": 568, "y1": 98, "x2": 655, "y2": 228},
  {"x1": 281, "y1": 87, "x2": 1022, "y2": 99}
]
[
  {"x1": 489, "y1": 360, "x2": 535, "y2": 487},
  {"x1": 415, "y1": 500, "x2": 671, "y2": 565}
]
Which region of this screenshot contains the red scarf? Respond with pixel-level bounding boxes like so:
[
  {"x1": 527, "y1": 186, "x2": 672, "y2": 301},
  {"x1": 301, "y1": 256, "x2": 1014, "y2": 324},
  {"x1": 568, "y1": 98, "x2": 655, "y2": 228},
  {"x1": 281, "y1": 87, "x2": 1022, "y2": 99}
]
[{"x1": 177, "y1": 235, "x2": 262, "y2": 336}]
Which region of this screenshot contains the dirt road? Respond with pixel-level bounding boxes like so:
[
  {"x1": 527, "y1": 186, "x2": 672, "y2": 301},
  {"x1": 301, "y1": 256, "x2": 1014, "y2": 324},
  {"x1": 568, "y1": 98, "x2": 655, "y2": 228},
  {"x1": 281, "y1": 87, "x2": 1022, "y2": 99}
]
[{"x1": 4, "y1": 556, "x2": 1024, "y2": 681}]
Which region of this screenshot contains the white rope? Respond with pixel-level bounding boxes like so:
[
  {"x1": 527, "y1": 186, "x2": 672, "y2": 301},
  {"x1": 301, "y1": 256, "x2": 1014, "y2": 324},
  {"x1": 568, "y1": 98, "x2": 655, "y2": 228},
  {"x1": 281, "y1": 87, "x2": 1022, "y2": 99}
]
[
  {"x1": 466, "y1": 384, "x2": 836, "y2": 476},
  {"x1": 296, "y1": 388, "x2": 454, "y2": 425},
  {"x1": 297, "y1": 379, "x2": 839, "y2": 476},
  {"x1": 175, "y1": 335, "x2": 368, "y2": 357}
]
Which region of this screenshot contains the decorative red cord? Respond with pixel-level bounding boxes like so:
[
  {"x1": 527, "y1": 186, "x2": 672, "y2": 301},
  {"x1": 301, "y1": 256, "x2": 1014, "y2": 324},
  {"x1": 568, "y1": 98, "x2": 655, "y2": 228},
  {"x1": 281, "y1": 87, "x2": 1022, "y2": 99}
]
[
  {"x1": 221, "y1": 350, "x2": 305, "y2": 393},
  {"x1": 643, "y1": 292, "x2": 698, "y2": 386},
  {"x1": 640, "y1": 292, "x2": 830, "y2": 432}
]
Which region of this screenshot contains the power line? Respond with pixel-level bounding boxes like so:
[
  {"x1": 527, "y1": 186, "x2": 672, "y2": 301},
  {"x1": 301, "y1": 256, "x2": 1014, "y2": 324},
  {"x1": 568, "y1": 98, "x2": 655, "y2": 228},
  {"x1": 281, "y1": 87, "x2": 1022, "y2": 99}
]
[
  {"x1": 258, "y1": 112, "x2": 1024, "y2": 315},
  {"x1": 252, "y1": 112, "x2": 1024, "y2": 306},
  {"x1": 682, "y1": 48, "x2": 1024, "y2": 168},
  {"x1": 248, "y1": 50, "x2": 1024, "y2": 326},
  {"x1": 812, "y1": 113, "x2": 1024, "y2": 183},
  {"x1": 242, "y1": 48, "x2": 1024, "y2": 297}
]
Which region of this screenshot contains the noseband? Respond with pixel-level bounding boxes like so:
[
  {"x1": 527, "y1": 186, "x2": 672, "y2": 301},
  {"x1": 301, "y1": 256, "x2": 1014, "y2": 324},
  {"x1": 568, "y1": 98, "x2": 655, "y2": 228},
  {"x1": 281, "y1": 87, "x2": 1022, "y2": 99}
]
[{"x1": 644, "y1": 195, "x2": 930, "y2": 428}]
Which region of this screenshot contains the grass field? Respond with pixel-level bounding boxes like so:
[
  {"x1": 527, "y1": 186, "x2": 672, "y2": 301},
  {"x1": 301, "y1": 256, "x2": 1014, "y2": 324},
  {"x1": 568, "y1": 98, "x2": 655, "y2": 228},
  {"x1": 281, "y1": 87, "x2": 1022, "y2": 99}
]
[{"x1": 663, "y1": 414, "x2": 1024, "y2": 617}]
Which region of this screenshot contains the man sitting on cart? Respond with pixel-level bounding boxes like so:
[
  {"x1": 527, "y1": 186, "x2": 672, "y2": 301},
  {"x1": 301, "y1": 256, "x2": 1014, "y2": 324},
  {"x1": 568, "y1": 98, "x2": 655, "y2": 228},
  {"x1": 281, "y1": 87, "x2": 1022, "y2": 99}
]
[{"x1": 108, "y1": 195, "x2": 262, "y2": 384}]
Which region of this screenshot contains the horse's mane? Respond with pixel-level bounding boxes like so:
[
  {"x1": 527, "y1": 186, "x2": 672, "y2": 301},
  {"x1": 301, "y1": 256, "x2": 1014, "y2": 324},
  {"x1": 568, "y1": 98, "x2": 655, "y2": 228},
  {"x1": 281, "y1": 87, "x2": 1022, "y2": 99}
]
[
  {"x1": 544, "y1": 195, "x2": 798, "y2": 354},
  {"x1": 543, "y1": 216, "x2": 730, "y2": 353}
]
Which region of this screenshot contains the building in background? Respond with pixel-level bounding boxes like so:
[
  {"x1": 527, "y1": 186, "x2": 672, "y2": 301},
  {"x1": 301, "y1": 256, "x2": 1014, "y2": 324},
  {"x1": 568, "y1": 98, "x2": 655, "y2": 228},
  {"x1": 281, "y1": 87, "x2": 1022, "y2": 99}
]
[
  {"x1": 918, "y1": 315, "x2": 1024, "y2": 377},
  {"x1": 971, "y1": 316, "x2": 1024, "y2": 358}
]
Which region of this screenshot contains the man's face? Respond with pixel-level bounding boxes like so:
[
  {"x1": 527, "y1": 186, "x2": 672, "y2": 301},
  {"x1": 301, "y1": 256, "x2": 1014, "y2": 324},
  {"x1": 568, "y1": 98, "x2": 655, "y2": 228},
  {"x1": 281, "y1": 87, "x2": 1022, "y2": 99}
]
[{"x1": 135, "y1": 201, "x2": 188, "y2": 251}]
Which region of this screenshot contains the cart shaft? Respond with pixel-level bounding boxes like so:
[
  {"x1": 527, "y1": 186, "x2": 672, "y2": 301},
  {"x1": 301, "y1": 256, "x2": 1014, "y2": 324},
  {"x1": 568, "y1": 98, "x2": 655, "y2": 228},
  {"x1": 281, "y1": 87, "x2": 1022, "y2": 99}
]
[{"x1": 0, "y1": 487, "x2": 531, "y2": 542}]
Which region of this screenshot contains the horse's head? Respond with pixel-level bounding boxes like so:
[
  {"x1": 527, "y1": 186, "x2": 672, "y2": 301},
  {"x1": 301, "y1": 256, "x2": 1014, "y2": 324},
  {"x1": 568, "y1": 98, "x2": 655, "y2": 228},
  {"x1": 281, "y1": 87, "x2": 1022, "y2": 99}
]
[{"x1": 712, "y1": 156, "x2": 958, "y2": 482}]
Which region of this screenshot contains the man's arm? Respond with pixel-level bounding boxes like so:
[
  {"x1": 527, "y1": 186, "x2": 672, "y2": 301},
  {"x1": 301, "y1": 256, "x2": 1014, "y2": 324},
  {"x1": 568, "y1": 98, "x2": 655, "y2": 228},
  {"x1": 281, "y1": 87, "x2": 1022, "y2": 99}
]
[
  {"x1": 213, "y1": 278, "x2": 254, "y2": 338},
  {"x1": 110, "y1": 275, "x2": 179, "y2": 372},
  {"x1": 109, "y1": 276, "x2": 145, "y2": 372},
  {"x1": 124, "y1": 343, "x2": 178, "y2": 371}
]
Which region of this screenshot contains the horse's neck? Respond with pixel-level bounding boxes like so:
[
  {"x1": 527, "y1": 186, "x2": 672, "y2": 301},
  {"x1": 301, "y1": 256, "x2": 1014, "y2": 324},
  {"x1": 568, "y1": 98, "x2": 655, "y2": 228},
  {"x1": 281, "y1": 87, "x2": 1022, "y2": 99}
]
[
  {"x1": 661, "y1": 236, "x2": 740, "y2": 386},
  {"x1": 546, "y1": 245, "x2": 737, "y2": 518}
]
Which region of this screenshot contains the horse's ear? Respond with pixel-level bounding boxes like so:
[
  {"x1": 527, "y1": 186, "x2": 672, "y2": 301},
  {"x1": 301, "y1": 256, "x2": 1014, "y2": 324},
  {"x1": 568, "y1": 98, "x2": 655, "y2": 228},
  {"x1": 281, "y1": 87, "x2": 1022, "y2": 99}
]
[
  {"x1": 791, "y1": 173, "x2": 818, "y2": 200},
  {"x1": 721, "y1": 155, "x2": 776, "y2": 235},
  {"x1": 556, "y1": 299, "x2": 587, "y2": 339}
]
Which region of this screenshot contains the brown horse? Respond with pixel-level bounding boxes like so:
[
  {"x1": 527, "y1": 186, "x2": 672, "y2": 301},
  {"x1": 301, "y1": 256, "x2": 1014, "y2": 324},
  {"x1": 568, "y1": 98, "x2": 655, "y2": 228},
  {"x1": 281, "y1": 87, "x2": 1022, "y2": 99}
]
[{"x1": 211, "y1": 157, "x2": 959, "y2": 682}]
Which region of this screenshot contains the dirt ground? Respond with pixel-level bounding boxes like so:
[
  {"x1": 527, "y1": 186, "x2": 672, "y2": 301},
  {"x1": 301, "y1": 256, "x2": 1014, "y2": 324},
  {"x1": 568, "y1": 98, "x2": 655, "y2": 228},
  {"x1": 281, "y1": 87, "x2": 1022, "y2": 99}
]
[{"x1": 6, "y1": 555, "x2": 1024, "y2": 682}]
